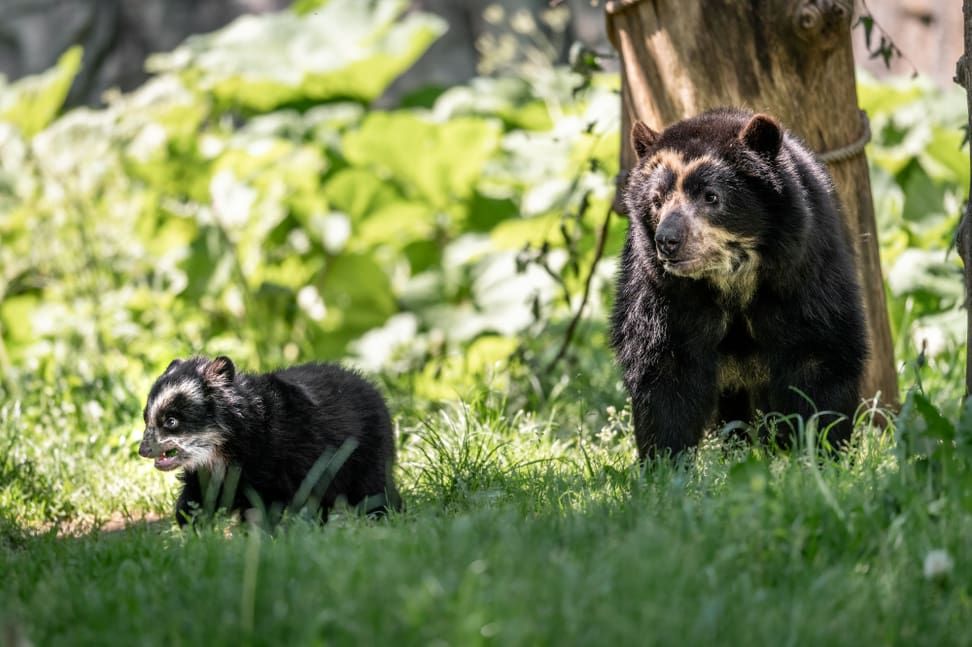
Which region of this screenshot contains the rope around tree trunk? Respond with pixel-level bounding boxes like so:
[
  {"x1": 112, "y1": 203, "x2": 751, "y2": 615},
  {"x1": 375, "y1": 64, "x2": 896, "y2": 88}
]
[{"x1": 816, "y1": 110, "x2": 872, "y2": 164}]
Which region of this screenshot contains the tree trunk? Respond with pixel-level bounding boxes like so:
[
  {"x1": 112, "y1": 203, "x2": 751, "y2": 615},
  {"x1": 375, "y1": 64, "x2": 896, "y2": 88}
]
[
  {"x1": 605, "y1": 0, "x2": 899, "y2": 408},
  {"x1": 955, "y1": 0, "x2": 972, "y2": 395}
]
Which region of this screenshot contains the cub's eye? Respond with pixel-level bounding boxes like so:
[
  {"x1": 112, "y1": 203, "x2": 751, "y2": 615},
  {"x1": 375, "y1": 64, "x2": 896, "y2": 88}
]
[
  {"x1": 703, "y1": 191, "x2": 719, "y2": 205},
  {"x1": 163, "y1": 417, "x2": 179, "y2": 430},
  {"x1": 649, "y1": 193, "x2": 664, "y2": 209}
]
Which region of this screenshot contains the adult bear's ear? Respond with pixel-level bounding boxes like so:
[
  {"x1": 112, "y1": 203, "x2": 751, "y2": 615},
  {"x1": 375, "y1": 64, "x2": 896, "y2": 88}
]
[
  {"x1": 739, "y1": 113, "x2": 782, "y2": 159},
  {"x1": 631, "y1": 121, "x2": 659, "y2": 160},
  {"x1": 203, "y1": 356, "x2": 236, "y2": 384}
]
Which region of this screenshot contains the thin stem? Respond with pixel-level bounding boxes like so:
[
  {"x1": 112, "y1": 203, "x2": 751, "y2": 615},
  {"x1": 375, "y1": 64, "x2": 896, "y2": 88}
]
[{"x1": 545, "y1": 200, "x2": 613, "y2": 373}]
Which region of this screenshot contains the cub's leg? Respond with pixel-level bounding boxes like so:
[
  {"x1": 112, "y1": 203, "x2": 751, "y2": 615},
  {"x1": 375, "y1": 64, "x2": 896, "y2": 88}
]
[{"x1": 175, "y1": 473, "x2": 203, "y2": 527}]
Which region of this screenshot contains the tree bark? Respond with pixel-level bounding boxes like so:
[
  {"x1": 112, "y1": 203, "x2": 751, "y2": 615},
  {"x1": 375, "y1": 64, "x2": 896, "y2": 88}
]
[
  {"x1": 955, "y1": 0, "x2": 972, "y2": 395},
  {"x1": 605, "y1": 0, "x2": 899, "y2": 408}
]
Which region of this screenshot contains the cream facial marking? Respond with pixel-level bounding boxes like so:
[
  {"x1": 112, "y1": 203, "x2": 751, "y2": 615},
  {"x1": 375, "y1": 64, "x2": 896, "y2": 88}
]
[
  {"x1": 641, "y1": 149, "x2": 757, "y2": 302},
  {"x1": 167, "y1": 426, "x2": 228, "y2": 471},
  {"x1": 641, "y1": 150, "x2": 727, "y2": 192},
  {"x1": 658, "y1": 218, "x2": 761, "y2": 303},
  {"x1": 146, "y1": 378, "x2": 205, "y2": 426},
  {"x1": 152, "y1": 426, "x2": 228, "y2": 472}
]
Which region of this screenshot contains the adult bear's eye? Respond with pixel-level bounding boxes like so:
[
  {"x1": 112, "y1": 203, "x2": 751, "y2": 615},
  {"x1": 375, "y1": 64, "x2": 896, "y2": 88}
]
[
  {"x1": 649, "y1": 192, "x2": 664, "y2": 209},
  {"x1": 704, "y1": 191, "x2": 719, "y2": 205}
]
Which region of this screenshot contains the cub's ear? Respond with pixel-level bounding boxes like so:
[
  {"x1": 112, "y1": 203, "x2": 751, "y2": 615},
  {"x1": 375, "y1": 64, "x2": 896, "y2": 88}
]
[
  {"x1": 164, "y1": 358, "x2": 185, "y2": 373},
  {"x1": 631, "y1": 121, "x2": 659, "y2": 160},
  {"x1": 204, "y1": 356, "x2": 236, "y2": 384},
  {"x1": 739, "y1": 113, "x2": 782, "y2": 159}
]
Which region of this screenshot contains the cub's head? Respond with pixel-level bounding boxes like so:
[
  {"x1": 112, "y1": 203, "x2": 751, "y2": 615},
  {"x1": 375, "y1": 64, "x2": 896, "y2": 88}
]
[
  {"x1": 624, "y1": 109, "x2": 787, "y2": 297},
  {"x1": 139, "y1": 356, "x2": 237, "y2": 472}
]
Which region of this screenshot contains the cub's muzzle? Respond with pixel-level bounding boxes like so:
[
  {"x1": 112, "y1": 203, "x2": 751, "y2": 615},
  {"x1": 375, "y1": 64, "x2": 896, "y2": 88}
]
[{"x1": 138, "y1": 430, "x2": 160, "y2": 458}]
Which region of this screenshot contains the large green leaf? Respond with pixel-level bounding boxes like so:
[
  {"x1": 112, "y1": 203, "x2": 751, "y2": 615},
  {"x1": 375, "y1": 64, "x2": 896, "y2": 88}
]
[
  {"x1": 353, "y1": 201, "x2": 436, "y2": 251},
  {"x1": 470, "y1": 250, "x2": 559, "y2": 336},
  {"x1": 180, "y1": 225, "x2": 238, "y2": 301},
  {"x1": 147, "y1": 0, "x2": 446, "y2": 110},
  {"x1": 432, "y1": 76, "x2": 552, "y2": 131},
  {"x1": 862, "y1": 73, "x2": 967, "y2": 181},
  {"x1": 315, "y1": 253, "x2": 397, "y2": 335},
  {"x1": 0, "y1": 46, "x2": 82, "y2": 137},
  {"x1": 342, "y1": 112, "x2": 502, "y2": 210},
  {"x1": 0, "y1": 293, "x2": 39, "y2": 347},
  {"x1": 489, "y1": 213, "x2": 561, "y2": 250},
  {"x1": 857, "y1": 71, "x2": 928, "y2": 118},
  {"x1": 921, "y1": 126, "x2": 970, "y2": 188},
  {"x1": 909, "y1": 309, "x2": 966, "y2": 358},
  {"x1": 886, "y1": 249, "x2": 963, "y2": 304},
  {"x1": 900, "y1": 164, "x2": 945, "y2": 225},
  {"x1": 322, "y1": 168, "x2": 403, "y2": 222}
]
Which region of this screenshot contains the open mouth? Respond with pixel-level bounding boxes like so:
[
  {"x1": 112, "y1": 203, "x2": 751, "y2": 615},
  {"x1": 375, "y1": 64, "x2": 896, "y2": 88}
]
[{"x1": 154, "y1": 447, "x2": 182, "y2": 471}]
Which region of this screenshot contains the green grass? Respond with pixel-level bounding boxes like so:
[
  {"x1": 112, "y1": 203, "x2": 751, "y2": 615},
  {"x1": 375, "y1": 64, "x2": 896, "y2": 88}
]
[{"x1": 2, "y1": 369, "x2": 971, "y2": 646}]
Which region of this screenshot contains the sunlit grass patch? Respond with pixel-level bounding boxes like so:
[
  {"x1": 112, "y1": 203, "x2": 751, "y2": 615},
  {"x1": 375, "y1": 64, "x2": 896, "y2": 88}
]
[{"x1": 2, "y1": 369, "x2": 972, "y2": 645}]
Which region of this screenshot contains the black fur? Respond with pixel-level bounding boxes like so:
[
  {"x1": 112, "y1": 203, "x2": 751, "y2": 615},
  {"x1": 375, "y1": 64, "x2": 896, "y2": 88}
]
[
  {"x1": 139, "y1": 356, "x2": 401, "y2": 526},
  {"x1": 611, "y1": 108, "x2": 867, "y2": 460}
]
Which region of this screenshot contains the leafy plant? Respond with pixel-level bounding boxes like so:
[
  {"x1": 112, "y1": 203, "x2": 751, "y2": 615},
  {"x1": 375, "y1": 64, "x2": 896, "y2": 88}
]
[
  {"x1": 859, "y1": 72, "x2": 969, "y2": 407},
  {"x1": 0, "y1": 1, "x2": 626, "y2": 413},
  {"x1": 148, "y1": 0, "x2": 447, "y2": 111}
]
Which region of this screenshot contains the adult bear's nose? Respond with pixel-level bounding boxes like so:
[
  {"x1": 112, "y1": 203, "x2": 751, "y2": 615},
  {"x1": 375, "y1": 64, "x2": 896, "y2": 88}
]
[{"x1": 654, "y1": 217, "x2": 684, "y2": 258}]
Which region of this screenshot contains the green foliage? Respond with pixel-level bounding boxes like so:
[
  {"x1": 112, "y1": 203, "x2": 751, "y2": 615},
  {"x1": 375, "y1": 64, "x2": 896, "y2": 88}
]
[
  {"x1": 854, "y1": 12, "x2": 902, "y2": 69},
  {"x1": 343, "y1": 112, "x2": 502, "y2": 213},
  {"x1": 0, "y1": 1, "x2": 620, "y2": 398},
  {"x1": 147, "y1": 0, "x2": 447, "y2": 111},
  {"x1": 859, "y1": 72, "x2": 969, "y2": 407},
  {"x1": 0, "y1": 46, "x2": 82, "y2": 137}
]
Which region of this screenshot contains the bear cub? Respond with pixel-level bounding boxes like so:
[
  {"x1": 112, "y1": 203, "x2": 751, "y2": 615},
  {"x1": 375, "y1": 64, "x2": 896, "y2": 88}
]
[
  {"x1": 139, "y1": 356, "x2": 401, "y2": 526},
  {"x1": 611, "y1": 108, "x2": 867, "y2": 460}
]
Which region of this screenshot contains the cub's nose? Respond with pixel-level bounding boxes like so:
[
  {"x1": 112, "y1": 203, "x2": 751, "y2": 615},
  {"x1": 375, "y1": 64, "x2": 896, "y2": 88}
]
[
  {"x1": 138, "y1": 433, "x2": 156, "y2": 458},
  {"x1": 654, "y1": 230, "x2": 682, "y2": 259}
]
